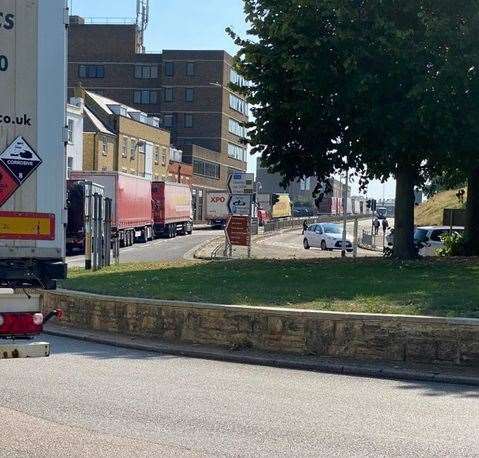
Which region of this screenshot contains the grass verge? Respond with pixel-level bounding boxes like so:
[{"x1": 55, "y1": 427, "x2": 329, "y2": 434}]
[{"x1": 63, "y1": 258, "x2": 479, "y2": 318}]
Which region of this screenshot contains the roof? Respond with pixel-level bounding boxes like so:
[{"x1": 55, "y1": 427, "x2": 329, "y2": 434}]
[
  {"x1": 83, "y1": 106, "x2": 115, "y2": 135},
  {"x1": 86, "y1": 91, "x2": 152, "y2": 118}
]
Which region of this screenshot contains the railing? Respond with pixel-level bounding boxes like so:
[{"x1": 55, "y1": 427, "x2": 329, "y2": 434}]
[
  {"x1": 263, "y1": 215, "x2": 353, "y2": 233},
  {"x1": 82, "y1": 17, "x2": 136, "y2": 25}
]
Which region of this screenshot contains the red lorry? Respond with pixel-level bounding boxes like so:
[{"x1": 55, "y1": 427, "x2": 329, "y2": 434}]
[
  {"x1": 70, "y1": 171, "x2": 153, "y2": 247},
  {"x1": 151, "y1": 181, "x2": 193, "y2": 238}
]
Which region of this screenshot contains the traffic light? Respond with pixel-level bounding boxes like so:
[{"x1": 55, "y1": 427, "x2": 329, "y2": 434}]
[
  {"x1": 372, "y1": 199, "x2": 377, "y2": 212},
  {"x1": 272, "y1": 194, "x2": 280, "y2": 206}
]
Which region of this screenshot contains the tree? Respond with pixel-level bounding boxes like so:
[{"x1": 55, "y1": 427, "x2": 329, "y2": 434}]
[{"x1": 230, "y1": 0, "x2": 479, "y2": 258}]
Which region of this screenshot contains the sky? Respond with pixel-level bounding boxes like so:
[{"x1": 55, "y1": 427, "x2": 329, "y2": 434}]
[{"x1": 69, "y1": 0, "x2": 395, "y2": 199}]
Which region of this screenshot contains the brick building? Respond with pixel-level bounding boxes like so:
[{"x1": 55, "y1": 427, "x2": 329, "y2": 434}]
[
  {"x1": 68, "y1": 16, "x2": 248, "y2": 221},
  {"x1": 82, "y1": 90, "x2": 170, "y2": 180}
]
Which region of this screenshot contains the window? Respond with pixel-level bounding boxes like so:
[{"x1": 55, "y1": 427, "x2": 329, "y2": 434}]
[
  {"x1": 193, "y1": 159, "x2": 220, "y2": 179},
  {"x1": 228, "y1": 143, "x2": 247, "y2": 162},
  {"x1": 67, "y1": 156, "x2": 73, "y2": 175},
  {"x1": 122, "y1": 137, "x2": 128, "y2": 157},
  {"x1": 185, "y1": 114, "x2": 193, "y2": 128},
  {"x1": 135, "y1": 64, "x2": 158, "y2": 79},
  {"x1": 134, "y1": 90, "x2": 158, "y2": 105},
  {"x1": 67, "y1": 119, "x2": 74, "y2": 144},
  {"x1": 78, "y1": 65, "x2": 105, "y2": 79},
  {"x1": 164, "y1": 87, "x2": 174, "y2": 102},
  {"x1": 154, "y1": 146, "x2": 160, "y2": 164},
  {"x1": 102, "y1": 139, "x2": 108, "y2": 156},
  {"x1": 163, "y1": 114, "x2": 173, "y2": 128},
  {"x1": 228, "y1": 118, "x2": 246, "y2": 137},
  {"x1": 164, "y1": 62, "x2": 174, "y2": 77},
  {"x1": 230, "y1": 69, "x2": 246, "y2": 87},
  {"x1": 138, "y1": 141, "x2": 145, "y2": 154},
  {"x1": 185, "y1": 88, "x2": 194, "y2": 102},
  {"x1": 186, "y1": 62, "x2": 195, "y2": 76},
  {"x1": 130, "y1": 139, "x2": 136, "y2": 159},
  {"x1": 229, "y1": 94, "x2": 248, "y2": 115},
  {"x1": 300, "y1": 177, "x2": 311, "y2": 191},
  {"x1": 161, "y1": 147, "x2": 167, "y2": 166}
]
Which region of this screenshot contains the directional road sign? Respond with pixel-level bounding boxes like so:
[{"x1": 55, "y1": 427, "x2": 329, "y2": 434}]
[
  {"x1": 226, "y1": 215, "x2": 250, "y2": 247},
  {"x1": 228, "y1": 194, "x2": 253, "y2": 216},
  {"x1": 227, "y1": 172, "x2": 255, "y2": 194}
]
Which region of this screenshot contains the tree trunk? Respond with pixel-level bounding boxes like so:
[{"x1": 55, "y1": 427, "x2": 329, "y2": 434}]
[
  {"x1": 393, "y1": 166, "x2": 417, "y2": 259},
  {"x1": 464, "y1": 166, "x2": 479, "y2": 256}
]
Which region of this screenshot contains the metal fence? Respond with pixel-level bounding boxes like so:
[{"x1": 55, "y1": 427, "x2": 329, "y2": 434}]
[{"x1": 263, "y1": 215, "x2": 350, "y2": 233}]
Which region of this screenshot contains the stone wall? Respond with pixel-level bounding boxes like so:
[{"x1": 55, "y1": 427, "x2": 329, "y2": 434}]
[{"x1": 43, "y1": 290, "x2": 479, "y2": 367}]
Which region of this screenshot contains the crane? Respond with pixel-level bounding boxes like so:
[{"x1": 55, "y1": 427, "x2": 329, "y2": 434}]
[{"x1": 136, "y1": 0, "x2": 150, "y2": 53}]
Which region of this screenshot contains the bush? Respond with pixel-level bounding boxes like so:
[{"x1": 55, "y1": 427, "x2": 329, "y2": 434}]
[{"x1": 437, "y1": 232, "x2": 466, "y2": 257}]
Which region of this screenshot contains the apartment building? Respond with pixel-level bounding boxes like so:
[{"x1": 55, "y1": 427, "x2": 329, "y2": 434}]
[
  {"x1": 82, "y1": 90, "x2": 170, "y2": 180},
  {"x1": 68, "y1": 17, "x2": 249, "y2": 220},
  {"x1": 66, "y1": 97, "x2": 84, "y2": 177}
]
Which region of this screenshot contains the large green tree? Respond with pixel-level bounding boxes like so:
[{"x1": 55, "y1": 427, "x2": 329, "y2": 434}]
[{"x1": 230, "y1": 0, "x2": 479, "y2": 258}]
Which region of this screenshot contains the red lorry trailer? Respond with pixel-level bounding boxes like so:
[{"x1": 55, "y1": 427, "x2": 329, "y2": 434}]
[
  {"x1": 151, "y1": 181, "x2": 193, "y2": 238},
  {"x1": 70, "y1": 171, "x2": 153, "y2": 247}
]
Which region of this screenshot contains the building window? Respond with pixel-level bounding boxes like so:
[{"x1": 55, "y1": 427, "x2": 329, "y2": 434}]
[
  {"x1": 122, "y1": 137, "x2": 128, "y2": 157},
  {"x1": 163, "y1": 114, "x2": 173, "y2": 128},
  {"x1": 102, "y1": 139, "x2": 108, "y2": 156},
  {"x1": 135, "y1": 64, "x2": 158, "y2": 79},
  {"x1": 164, "y1": 87, "x2": 174, "y2": 102},
  {"x1": 228, "y1": 143, "x2": 247, "y2": 162},
  {"x1": 130, "y1": 139, "x2": 136, "y2": 159},
  {"x1": 134, "y1": 90, "x2": 158, "y2": 105},
  {"x1": 229, "y1": 94, "x2": 248, "y2": 115},
  {"x1": 161, "y1": 147, "x2": 167, "y2": 166},
  {"x1": 164, "y1": 62, "x2": 174, "y2": 77},
  {"x1": 185, "y1": 114, "x2": 193, "y2": 128},
  {"x1": 138, "y1": 141, "x2": 145, "y2": 154},
  {"x1": 186, "y1": 62, "x2": 195, "y2": 76},
  {"x1": 228, "y1": 118, "x2": 246, "y2": 138},
  {"x1": 67, "y1": 119, "x2": 74, "y2": 144},
  {"x1": 300, "y1": 177, "x2": 311, "y2": 191},
  {"x1": 193, "y1": 159, "x2": 220, "y2": 179},
  {"x1": 154, "y1": 145, "x2": 160, "y2": 164},
  {"x1": 230, "y1": 68, "x2": 247, "y2": 87},
  {"x1": 67, "y1": 156, "x2": 73, "y2": 175},
  {"x1": 78, "y1": 64, "x2": 105, "y2": 79},
  {"x1": 185, "y1": 88, "x2": 194, "y2": 102}
]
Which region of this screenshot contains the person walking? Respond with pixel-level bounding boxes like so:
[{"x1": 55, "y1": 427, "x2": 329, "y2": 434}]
[
  {"x1": 373, "y1": 217, "x2": 380, "y2": 235},
  {"x1": 302, "y1": 220, "x2": 308, "y2": 235},
  {"x1": 382, "y1": 218, "x2": 389, "y2": 234}
]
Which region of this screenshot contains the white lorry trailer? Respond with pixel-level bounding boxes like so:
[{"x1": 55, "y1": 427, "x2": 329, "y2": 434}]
[{"x1": 0, "y1": 0, "x2": 67, "y2": 358}]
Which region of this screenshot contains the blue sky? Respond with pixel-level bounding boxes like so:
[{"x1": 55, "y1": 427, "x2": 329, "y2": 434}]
[{"x1": 69, "y1": 0, "x2": 395, "y2": 199}]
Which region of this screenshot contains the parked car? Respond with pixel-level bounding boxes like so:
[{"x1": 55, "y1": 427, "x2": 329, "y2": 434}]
[
  {"x1": 414, "y1": 226, "x2": 464, "y2": 256},
  {"x1": 303, "y1": 223, "x2": 353, "y2": 252}
]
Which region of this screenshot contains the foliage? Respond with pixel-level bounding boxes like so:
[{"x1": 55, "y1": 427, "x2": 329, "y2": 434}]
[
  {"x1": 437, "y1": 232, "x2": 467, "y2": 257},
  {"x1": 423, "y1": 172, "x2": 467, "y2": 199},
  {"x1": 64, "y1": 258, "x2": 479, "y2": 318}
]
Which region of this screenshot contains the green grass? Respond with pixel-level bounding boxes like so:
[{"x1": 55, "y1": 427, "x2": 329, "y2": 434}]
[
  {"x1": 63, "y1": 258, "x2": 479, "y2": 318},
  {"x1": 415, "y1": 188, "x2": 466, "y2": 226}
]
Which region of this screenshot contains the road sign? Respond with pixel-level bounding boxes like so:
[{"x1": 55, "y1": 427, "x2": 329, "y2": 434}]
[
  {"x1": 228, "y1": 194, "x2": 253, "y2": 216},
  {"x1": 226, "y1": 215, "x2": 250, "y2": 247},
  {"x1": 227, "y1": 172, "x2": 254, "y2": 194},
  {"x1": 0, "y1": 136, "x2": 42, "y2": 184}
]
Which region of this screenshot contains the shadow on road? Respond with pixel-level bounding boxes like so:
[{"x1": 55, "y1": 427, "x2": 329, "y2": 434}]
[{"x1": 394, "y1": 381, "x2": 479, "y2": 399}]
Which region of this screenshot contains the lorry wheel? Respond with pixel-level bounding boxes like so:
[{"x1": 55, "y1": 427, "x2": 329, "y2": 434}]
[
  {"x1": 179, "y1": 224, "x2": 187, "y2": 236},
  {"x1": 120, "y1": 232, "x2": 126, "y2": 248},
  {"x1": 140, "y1": 227, "x2": 148, "y2": 243}
]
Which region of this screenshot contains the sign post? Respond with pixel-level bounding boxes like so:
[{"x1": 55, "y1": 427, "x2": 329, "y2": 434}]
[{"x1": 225, "y1": 172, "x2": 255, "y2": 258}]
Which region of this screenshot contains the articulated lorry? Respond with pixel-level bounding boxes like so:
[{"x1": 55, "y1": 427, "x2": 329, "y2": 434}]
[
  {"x1": 0, "y1": 0, "x2": 66, "y2": 358},
  {"x1": 206, "y1": 191, "x2": 229, "y2": 228},
  {"x1": 70, "y1": 171, "x2": 154, "y2": 247},
  {"x1": 151, "y1": 181, "x2": 193, "y2": 238}
]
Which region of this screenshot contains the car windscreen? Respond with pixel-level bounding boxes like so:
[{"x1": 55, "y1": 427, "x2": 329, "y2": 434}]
[
  {"x1": 322, "y1": 224, "x2": 341, "y2": 234},
  {"x1": 414, "y1": 229, "x2": 428, "y2": 243}
]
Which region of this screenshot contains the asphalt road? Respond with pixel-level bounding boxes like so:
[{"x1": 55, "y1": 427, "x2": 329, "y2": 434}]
[
  {"x1": 1, "y1": 335, "x2": 478, "y2": 456},
  {"x1": 67, "y1": 229, "x2": 221, "y2": 267}
]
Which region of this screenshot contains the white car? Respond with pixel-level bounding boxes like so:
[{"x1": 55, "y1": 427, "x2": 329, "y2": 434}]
[
  {"x1": 303, "y1": 223, "x2": 353, "y2": 252},
  {"x1": 414, "y1": 226, "x2": 464, "y2": 256}
]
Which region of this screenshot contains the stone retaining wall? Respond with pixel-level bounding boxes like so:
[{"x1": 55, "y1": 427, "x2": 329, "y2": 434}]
[{"x1": 43, "y1": 290, "x2": 479, "y2": 366}]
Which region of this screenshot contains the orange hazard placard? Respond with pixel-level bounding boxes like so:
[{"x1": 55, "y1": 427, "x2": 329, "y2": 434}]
[{"x1": 0, "y1": 212, "x2": 55, "y2": 240}]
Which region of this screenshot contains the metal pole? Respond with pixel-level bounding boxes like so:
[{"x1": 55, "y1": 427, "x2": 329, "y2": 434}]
[
  {"x1": 84, "y1": 184, "x2": 92, "y2": 270},
  {"x1": 341, "y1": 169, "x2": 348, "y2": 258},
  {"x1": 353, "y1": 217, "x2": 359, "y2": 258},
  {"x1": 104, "y1": 198, "x2": 112, "y2": 267}
]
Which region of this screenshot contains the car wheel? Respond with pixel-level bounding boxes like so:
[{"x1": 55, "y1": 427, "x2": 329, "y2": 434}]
[
  {"x1": 303, "y1": 238, "x2": 310, "y2": 250},
  {"x1": 320, "y1": 240, "x2": 327, "y2": 251}
]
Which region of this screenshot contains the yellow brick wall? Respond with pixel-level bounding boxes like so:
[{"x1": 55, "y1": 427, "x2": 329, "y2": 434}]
[{"x1": 82, "y1": 133, "x2": 96, "y2": 171}]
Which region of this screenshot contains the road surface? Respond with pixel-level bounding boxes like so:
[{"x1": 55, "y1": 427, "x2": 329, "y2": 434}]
[
  {"x1": 1, "y1": 335, "x2": 477, "y2": 456},
  {"x1": 67, "y1": 229, "x2": 221, "y2": 267}
]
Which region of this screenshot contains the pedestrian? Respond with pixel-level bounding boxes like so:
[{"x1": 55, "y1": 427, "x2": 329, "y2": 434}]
[
  {"x1": 373, "y1": 217, "x2": 380, "y2": 235},
  {"x1": 382, "y1": 218, "x2": 389, "y2": 234},
  {"x1": 302, "y1": 220, "x2": 308, "y2": 235}
]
